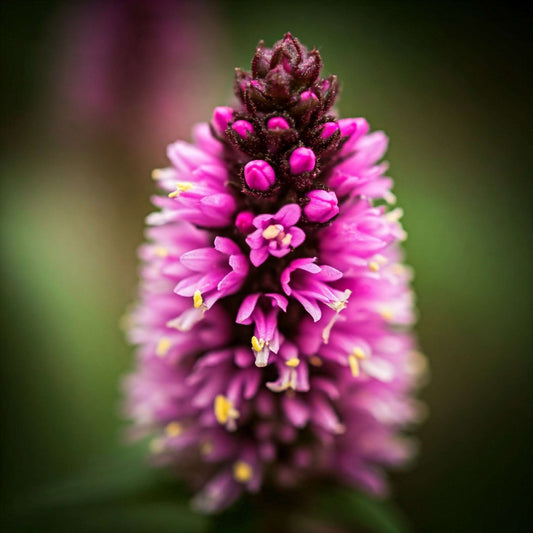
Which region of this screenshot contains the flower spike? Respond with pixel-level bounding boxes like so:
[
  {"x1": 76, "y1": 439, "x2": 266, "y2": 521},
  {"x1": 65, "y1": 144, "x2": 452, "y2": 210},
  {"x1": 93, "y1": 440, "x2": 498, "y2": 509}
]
[{"x1": 125, "y1": 34, "x2": 425, "y2": 513}]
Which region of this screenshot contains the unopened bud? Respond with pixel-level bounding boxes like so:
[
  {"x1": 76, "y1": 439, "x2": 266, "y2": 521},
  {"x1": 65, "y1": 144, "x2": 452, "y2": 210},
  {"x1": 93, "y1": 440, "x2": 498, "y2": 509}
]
[
  {"x1": 300, "y1": 90, "x2": 318, "y2": 102},
  {"x1": 232, "y1": 120, "x2": 254, "y2": 138},
  {"x1": 289, "y1": 147, "x2": 316, "y2": 175},
  {"x1": 212, "y1": 106, "x2": 233, "y2": 133},
  {"x1": 320, "y1": 121, "x2": 339, "y2": 139},
  {"x1": 304, "y1": 189, "x2": 339, "y2": 222},
  {"x1": 244, "y1": 160, "x2": 276, "y2": 191},
  {"x1": 267, "y1": 117, "x2": 290, "y2": 130},
  {"x1": 235, "y1": 211, "x2": 255, "y2": 233}
]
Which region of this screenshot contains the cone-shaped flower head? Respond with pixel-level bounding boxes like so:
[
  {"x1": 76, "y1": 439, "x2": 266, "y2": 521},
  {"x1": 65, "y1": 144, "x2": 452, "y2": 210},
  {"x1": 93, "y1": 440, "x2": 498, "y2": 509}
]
[{"x1": 125, "y1": 33, "x2": 426, "y2": 513}]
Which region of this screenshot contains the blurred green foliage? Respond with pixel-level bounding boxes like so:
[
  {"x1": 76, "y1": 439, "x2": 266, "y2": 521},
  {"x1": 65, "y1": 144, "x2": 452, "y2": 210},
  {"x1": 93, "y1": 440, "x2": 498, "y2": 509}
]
[{"x1": 1, "y1": 1, "x2": 531, "y2": 532}]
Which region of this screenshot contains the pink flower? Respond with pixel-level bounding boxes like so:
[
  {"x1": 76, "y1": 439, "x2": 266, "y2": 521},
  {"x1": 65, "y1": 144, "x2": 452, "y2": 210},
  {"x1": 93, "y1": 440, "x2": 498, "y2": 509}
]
[
  {"x1": 125, "y1": 33, "x2": 425, "y2": 514},
  {"x1": 245, "y1": 204, "x2": 305, "y2": 266}
]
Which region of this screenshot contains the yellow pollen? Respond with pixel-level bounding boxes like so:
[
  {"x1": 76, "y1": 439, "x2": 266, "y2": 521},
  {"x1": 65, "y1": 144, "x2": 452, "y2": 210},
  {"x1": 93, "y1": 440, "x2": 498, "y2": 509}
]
[
  {"x1": 348, "y1": 348, "x2": 365, "y2": 378},
  {"x1": 262, "y1": 224, "x2": 282, "y2": 239},
  {"x1": 165, "y1": 421, "x2": 183, "y2": 437},
  {"x1": 251, "y1": 336, "x2": 264, "y2": 352},
  {"x1": 193, "y1": 290, "x2": 203, "y2": 308},
  {"x1": 156, "y1": 337, "x2": 172, "y2": 357},
  {"x1": 168, "y1": 181, "x2": 193, "y2": 198},
  {"x1": 154, "y1": 246, "x2": 168, "y2": 257},
  {"x1": 233, "y1": 461, "x2": 253, "y2": 483},
  {"x1": 369, "y1": 261, "x2": 380, "y2": 272},
  {"x1": 214, "y1": 395, "x2": 239, "y2": 425},
  {"x1": 285, "y1": 357, "x2": 300, "y2": 367},
  {"x1": 281, "y1": 233, "x2": 292, "y2": 246},
  {"x1": 348, "y1": 354, "x2": 360, "y2": 377},
  {"x1": 309, "y1": 356, "x2": 323, "y2": 367},
  {"x1": 352, "y1": 347, "x2": 366, "y2": 359},
  {"x1": 151, "y1": 168, "x2": 163, "y2": 180},
  {"x1": 380, "y1": 308, "x2": 394, "y2": 321}
]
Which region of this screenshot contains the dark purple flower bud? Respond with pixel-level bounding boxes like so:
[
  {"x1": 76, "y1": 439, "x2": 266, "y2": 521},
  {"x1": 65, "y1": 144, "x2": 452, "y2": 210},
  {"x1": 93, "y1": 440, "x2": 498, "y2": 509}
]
[
  {"x1": 304, "y1": 189, "x2": 339, "y2": 222},
  {"x1": 289, "y1": 147, "x2": 316, "y2": 175},
  {"x1": 296, "y1": 49, "x2": 322, "y2": 83},
  {"x1": 251, "y1": 41, "x2": 272, "y2": 78},
  {"x1": 244, "y1": 160, "x2": 276, "y2": 190}
]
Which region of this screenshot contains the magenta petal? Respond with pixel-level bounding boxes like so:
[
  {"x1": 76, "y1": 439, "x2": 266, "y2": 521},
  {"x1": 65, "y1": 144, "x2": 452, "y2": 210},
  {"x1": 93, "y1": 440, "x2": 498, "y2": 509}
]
[
  {"x1": 293, "y1": 292, "x2": 322, "y2": 321},
  {"x1": 275, "y1": 203, "x2": 301, "y2": 227},
  {"x1": 245, "y1": 229, "x2": 264, "y2": 250},
  {"x1": 236, "y1": 293, "x2": 261, "y2": 324},
  {"x1": 214, "y1": 236, "x2": 240, "y2": 255},
  {"x1": 265, "y1": 293, "x2": 289, "y2": 311},
  {"x1": 282, "y1": 395, "x2": 310, "y2": 428},
  {"x1": 289, "y1": 227, "x2": 306, "y2": 248},
  {"x1": 315, "y1": 265, "x2": 343, "y2": 281},
  {"x1": 180, "y1": 248, "x2": 220, "y2": 271},
  {"x1": 250, "y1": 247, "x2": 269, "y2": 267}
]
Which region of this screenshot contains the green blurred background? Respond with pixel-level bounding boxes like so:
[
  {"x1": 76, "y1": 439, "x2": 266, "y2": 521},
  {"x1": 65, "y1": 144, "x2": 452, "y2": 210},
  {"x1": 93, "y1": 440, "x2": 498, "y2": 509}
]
[{"x1": 1, "y1": 1, "x2": 531, "y2": 531}]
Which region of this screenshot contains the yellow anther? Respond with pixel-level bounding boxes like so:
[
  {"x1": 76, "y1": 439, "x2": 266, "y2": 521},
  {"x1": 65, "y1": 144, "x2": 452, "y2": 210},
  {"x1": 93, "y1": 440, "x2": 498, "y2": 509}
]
[
  {"x1": 348, "y1": 347, "x2": 366, "y2": 378},
  {"x1": 329, "y1": 300, "x2": 346, "y2": 312},
  {"x1": 154, "y1": 246, "x2": 168, "y2": 257},
  {"x1": 369, "y1": 261, "x2": 380, "y2": 272},
  {"x1": 380, "y1": 308, "x2": 394, "y2": 321},
  {"x1": 285, "y1": 357, "x2": 300, "y2": 368},
  {"x1": 214, "y1": 395, "x2": 239, "y2": 425},
  {"x1": 156, "y1": 337, "x2": 172, "y2": 357},
  {"x1": 352, "y1": 347, "x2": 366, "y2": 359},
  {"x1": 281, "y1": 233, "x2": 292, "y2": 246},
  {"x1": 233, "y1": 461, "x2": 253, "y2": 483},
  {"x1": 327, "y1": 289, "x2": 351, "y2": 313},
  {"x1": 309, "y1": 356, "x2": 323, "y2": 367},
  {"x1": 165, "y1": 421, "x2": 183, "y2": 437},
  {"x1": 251, "y1": 336, "x2": 264, "y2": 352},
  {"x1": 348, "y1": 354, "x2": 360, "y2": 377},
  {"x1": 262, "y1": 224, "x2": 282, "y2": 239},
  {"x1": 168, "y1": 182, "x2": 193, "y2": 198},
  {"x1": 151, "y1": 168, "x2": 163, "y2": 180},
  {"x1": 193, "y1": 290, "x2": 203, "y2": 309}
]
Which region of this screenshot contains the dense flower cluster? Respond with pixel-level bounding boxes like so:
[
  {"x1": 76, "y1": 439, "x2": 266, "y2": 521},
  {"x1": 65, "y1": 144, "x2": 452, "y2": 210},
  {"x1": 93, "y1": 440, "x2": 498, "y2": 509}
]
[{"x1": 125, "y1": 34, "x2": 425, "y2": 513}]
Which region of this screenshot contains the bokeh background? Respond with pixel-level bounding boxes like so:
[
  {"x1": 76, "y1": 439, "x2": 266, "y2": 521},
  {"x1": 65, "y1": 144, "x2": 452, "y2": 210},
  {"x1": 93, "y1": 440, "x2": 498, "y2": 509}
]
[{"x1": 1, "y1": 1, "x2": 531, "y2": 531}]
